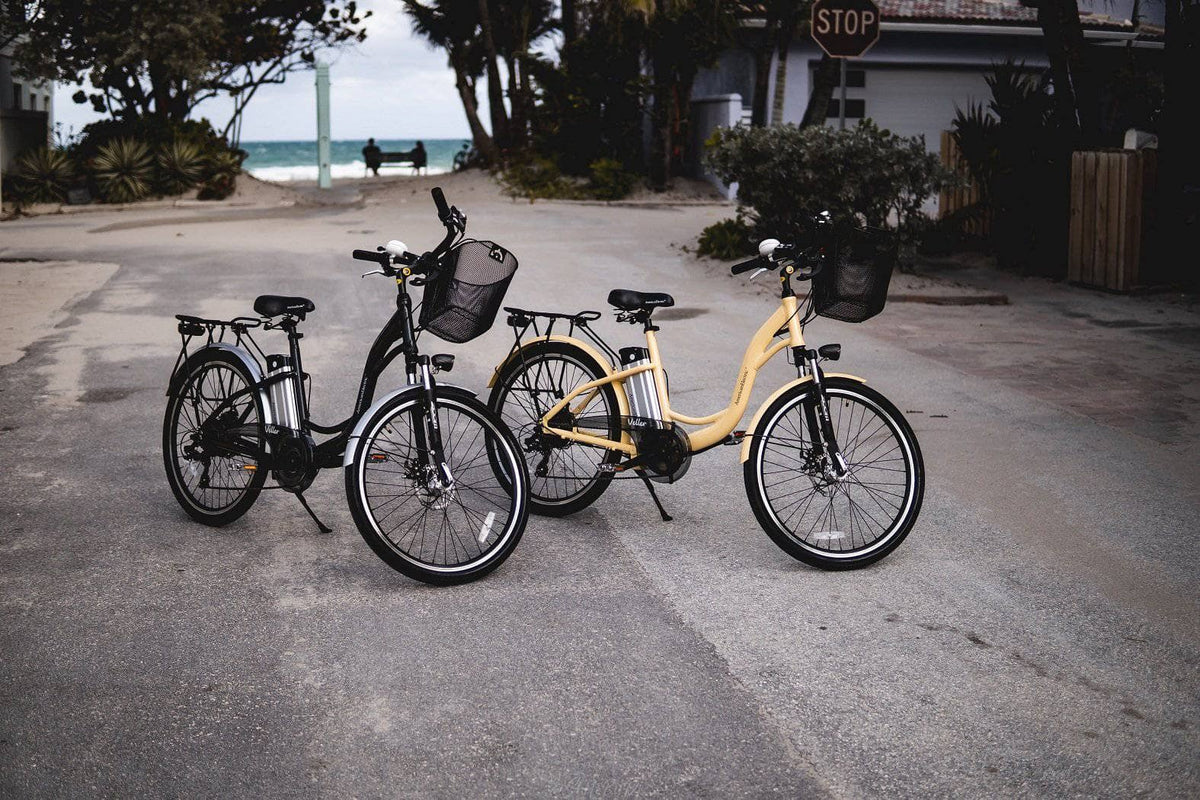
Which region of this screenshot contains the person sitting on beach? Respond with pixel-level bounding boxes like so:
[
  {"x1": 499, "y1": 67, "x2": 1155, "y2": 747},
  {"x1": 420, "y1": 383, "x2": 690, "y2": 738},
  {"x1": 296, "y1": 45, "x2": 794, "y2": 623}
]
[
  {"x1": 410, "y1": 141, "x2": 427, "y2": 175},
  {"x1": 362, "y1": 138, "x2": 382, "y2": 176}
]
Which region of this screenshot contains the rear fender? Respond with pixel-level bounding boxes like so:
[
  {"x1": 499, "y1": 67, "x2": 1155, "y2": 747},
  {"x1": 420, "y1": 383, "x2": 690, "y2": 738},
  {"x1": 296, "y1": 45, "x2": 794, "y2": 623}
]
[
  {"x1": 168, "y1": 342, "x2": 276, "y2": 428},
  {"x1": 489, "y1": 334, "x2": 632, "y2": 443},
  {"x1": 739, "y1": 373, "x2": 866, "y2": 462}
]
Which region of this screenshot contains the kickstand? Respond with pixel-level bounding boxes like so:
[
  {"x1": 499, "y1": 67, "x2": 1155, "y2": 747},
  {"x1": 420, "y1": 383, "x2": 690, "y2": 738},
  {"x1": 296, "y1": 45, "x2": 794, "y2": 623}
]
[
  {"x1": 638, "y1": 473, "x2": 673, "y2": 522},
  {"x1": 295, "y1": 491, "x2": 332, "y2": 534}
]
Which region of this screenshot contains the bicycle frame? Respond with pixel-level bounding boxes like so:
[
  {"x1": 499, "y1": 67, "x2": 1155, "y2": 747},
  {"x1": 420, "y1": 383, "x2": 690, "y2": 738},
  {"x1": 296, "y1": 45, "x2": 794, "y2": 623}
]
[
  {"x1": 538, "y1": 294, "x2": 812, "y2": 454},
  {"x1": 170, "y1": 273, "x2": 452, "y2": 472}
]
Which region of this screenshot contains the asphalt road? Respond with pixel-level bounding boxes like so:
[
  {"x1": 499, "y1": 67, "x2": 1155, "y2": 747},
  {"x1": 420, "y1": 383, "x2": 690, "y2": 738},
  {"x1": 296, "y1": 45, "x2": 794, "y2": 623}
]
[{"x1": 2, "y1": 185, "x2": 1197, "y2": 797}]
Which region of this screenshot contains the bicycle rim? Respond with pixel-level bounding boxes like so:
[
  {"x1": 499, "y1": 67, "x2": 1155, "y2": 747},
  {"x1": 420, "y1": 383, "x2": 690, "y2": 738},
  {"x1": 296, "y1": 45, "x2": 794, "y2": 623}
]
[
  {"x1": 755, "y1": 386, "x2": 919, "y2": 560},
  {"x1": 168, "y1": 361, "x2": 262, "y2": 514},
  {"x1": 497, "y1": 351, "x2": 617, "y2": 505},
  {"x1": 355, "y1": 397, "x2": 524, "y2": 575}
]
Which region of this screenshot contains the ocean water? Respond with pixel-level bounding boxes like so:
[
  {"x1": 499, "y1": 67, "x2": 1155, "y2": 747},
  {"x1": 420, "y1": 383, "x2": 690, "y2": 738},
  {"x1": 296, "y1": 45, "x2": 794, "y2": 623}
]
[{"x1": 241, "y1": 138, "x2": 466, "y2": 182}]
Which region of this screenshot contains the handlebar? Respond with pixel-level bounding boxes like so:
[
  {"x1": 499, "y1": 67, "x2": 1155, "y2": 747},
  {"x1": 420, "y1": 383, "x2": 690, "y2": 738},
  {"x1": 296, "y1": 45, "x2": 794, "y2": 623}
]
[
  {"x1": 731, "y1": 256, "x2": 765, "y2": 275},
  {"x1": 351, "y1": 186, "x2": 465, "y2": 278},
  {"x1": 432, "y1": 186, "x2": 450, "y2": 220}
]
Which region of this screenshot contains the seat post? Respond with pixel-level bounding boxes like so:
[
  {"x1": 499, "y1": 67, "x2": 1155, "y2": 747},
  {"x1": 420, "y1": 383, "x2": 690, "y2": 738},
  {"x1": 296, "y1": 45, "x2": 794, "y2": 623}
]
[{"x1": 283, "y1": 319, "x2": 309, "y2": 424}]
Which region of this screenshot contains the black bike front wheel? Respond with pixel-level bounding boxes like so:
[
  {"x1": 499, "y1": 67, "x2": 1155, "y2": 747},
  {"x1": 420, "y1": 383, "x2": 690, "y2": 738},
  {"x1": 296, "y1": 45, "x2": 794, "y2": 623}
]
[
  {"x1": 163, "y1": 349, "x2": 268, "y2": 526},
  {"x1": 345, "y1": 390, "x2": 529, "y2": 585},
  {"x1": 743, "y1": 378, "x2": 924, "y2": 569}
]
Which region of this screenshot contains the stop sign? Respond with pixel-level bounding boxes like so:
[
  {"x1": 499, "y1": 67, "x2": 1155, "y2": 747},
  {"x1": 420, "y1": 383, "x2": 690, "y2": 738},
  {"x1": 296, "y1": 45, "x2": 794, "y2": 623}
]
[{"x1": 811, "y1": 0, "x2": 881, "y2": 58}]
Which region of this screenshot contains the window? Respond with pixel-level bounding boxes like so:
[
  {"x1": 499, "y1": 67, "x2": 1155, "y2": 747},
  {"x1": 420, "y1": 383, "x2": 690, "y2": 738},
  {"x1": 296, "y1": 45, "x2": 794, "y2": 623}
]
[
  {"x1": 845, "y1": 69, "x2": 866, "y2": 89},
  {"x1": 826, "y1": 99, "x2": 865, "y2": 119},
  {"x1": 13, "y1": 83, "x2": 22, "y2": 110}
]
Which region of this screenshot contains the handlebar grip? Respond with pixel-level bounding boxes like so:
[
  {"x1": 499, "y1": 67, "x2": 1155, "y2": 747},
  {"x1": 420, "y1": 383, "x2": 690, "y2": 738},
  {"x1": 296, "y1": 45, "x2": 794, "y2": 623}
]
[
  {"x1": 352, "y1": 249, "x2": 388, "y2": 265},
  {"x1": 731, "y1": 256, "x2": 765, "y2": 275},
  {"x1": 432, "y1": 187, "x2": 450, "y2": 219}
]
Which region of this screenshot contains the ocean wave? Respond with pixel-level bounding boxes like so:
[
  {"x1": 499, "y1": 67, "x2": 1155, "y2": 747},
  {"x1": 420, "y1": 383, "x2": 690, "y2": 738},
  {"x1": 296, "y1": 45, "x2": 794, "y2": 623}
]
[{"x1": 248, "y1": 161, "x2": 449, "y2": 182}]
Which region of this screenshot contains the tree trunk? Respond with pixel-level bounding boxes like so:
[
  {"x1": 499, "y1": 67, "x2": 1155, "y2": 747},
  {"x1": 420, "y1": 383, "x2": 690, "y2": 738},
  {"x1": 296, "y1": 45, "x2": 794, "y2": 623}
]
[
  {"x1": 1036, "y1": 0, "x2": 1099, "y2": 145},
  {"x1": 750, "y1": 19, "x2": 780, "y2": 126},
  {"x1": 800, "y1": 54, "x2": 838, "y2": 127},
  {"x1": 770, "y1": 25, "x2": 795, "y2": 124},
  {"x1": 562, "y1": 0, "x2": 576, "y2": 71},
  {"x1": 478, "y1": 0, "x2": 510, "y2": 152},
  {"x1": 449, "y1": 50, "x2": 499, "y2": 166}
]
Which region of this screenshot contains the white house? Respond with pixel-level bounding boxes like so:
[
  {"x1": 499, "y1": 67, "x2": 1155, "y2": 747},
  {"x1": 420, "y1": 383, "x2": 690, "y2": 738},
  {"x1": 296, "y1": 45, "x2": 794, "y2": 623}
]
[
  {"x1": 1, "y1": 39, "x2": 55, "y2": 203},
  {"x1": 691, "y1": 0, "x2": 1164, "y2": 198}
]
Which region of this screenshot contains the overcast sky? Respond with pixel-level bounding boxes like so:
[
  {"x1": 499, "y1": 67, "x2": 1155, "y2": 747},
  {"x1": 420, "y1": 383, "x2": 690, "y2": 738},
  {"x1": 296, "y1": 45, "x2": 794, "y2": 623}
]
[{"x1": 53, "y1": 0, "x2": 488, "y2": 142}]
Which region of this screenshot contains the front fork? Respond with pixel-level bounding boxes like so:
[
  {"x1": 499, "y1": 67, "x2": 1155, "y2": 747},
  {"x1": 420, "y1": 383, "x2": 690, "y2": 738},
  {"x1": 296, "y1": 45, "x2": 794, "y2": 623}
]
[
  {"x1": 796, "y1": 348, "x2": 849, "y2": 478},
  {"x1": 412, "y1": 358, "x2": 455, "y2": 489}
]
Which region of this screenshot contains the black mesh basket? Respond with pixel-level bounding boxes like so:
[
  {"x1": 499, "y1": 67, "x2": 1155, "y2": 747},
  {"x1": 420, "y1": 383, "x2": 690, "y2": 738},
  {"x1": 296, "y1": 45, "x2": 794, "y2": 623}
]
[
  {"x1": 812, "y1": 226, "x2": 897, "y2": 323},
  {"x1": 419, "y1": 239, "x2": 518, "y2": 343}
]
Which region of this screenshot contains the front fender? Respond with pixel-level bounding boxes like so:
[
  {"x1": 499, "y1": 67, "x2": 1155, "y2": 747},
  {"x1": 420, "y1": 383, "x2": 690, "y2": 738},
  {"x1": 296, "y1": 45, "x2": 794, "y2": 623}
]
[
  {"x1": 739, "y1": 372, "x2": 866, "y2": 462},
  {"x1": 342, "y1": 382, "x2": 476, "y2": 467}
]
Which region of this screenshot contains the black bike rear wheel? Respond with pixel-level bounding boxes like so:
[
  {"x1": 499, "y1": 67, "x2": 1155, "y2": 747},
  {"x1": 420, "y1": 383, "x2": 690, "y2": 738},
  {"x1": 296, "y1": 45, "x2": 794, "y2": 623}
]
[{"x1": 163, "y1": 349, "x2": 268, "y2": 526}]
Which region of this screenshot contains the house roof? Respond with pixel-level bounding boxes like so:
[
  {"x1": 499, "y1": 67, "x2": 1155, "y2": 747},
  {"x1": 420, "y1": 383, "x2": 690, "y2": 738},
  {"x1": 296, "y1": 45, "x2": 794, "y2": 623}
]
[{"x1": 876, "y1": 0, "x2": 1134, "y2": 30}]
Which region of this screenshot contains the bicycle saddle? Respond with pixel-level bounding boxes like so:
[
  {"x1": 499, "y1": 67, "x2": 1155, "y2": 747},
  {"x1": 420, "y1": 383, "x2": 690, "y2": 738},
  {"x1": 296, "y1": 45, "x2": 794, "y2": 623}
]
[
  {"x1": 254, "y1": 295, "x2": 315, "y2": 320},
  {"x1": 607, "y1": 289, "x2": 675, "y2": 311}
]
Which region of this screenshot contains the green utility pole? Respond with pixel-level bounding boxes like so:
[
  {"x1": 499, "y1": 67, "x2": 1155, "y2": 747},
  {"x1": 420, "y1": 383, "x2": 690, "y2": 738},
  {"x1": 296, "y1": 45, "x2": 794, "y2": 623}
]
[{"x1": 315, "y1": 62, "x2": 332, "y2": 189}]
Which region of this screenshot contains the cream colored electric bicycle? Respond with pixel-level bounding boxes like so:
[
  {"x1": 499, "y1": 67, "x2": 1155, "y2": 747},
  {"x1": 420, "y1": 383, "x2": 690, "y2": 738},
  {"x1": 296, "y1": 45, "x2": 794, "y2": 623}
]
[{"x1": 488, "y1": 219, "x2": 924, "y2": 569}]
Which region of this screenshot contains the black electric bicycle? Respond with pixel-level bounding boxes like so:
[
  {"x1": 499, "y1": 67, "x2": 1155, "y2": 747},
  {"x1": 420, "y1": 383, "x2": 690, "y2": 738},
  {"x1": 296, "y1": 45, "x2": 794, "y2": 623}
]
[{"x1": 163, "y1": 188, "x2": 529, "y2": 585}]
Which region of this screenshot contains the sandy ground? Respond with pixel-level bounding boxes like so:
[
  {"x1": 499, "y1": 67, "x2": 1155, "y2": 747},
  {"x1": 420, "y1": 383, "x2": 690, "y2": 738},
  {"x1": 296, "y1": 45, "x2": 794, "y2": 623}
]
[{"x1": 0, "y1": 260, "x2": 119, "y2": 367}]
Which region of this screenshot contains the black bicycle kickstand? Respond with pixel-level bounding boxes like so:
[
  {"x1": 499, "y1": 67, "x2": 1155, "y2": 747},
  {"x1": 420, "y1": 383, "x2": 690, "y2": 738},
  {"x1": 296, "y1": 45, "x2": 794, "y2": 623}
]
[
  {"x1": 638, "y1": 473, "x2": 673, "y2": 523},
  {"x1": 294, "y1": 491, "x2": 333, "y2": 534}
]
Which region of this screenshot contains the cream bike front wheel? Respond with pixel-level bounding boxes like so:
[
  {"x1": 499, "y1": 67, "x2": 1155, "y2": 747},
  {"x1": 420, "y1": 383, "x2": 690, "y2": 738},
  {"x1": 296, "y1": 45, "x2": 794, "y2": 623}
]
[{"x1": 743, "y1": 377, "x2": 924, "y2": 570}]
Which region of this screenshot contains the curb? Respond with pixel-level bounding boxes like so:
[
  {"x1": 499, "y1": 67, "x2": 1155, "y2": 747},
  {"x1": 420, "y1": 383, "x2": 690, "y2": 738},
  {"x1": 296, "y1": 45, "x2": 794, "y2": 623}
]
[{"x1": 889, "y1": 292, "x2": 1009, "y2": 306}]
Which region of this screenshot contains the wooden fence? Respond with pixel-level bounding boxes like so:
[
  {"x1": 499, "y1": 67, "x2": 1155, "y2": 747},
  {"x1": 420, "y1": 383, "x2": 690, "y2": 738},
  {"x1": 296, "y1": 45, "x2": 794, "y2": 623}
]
[
  {"x1": 938, "y1": 131, "x2": 990, "y2": 237},
  {"x1": 1068, "y1": 149, "x2": 1157, "y2": 292}
]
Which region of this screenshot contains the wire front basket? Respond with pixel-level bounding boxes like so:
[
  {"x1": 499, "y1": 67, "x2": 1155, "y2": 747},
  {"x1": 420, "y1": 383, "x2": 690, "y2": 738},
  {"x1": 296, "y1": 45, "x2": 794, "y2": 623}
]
[
  {"x1": 419, "y1": 239, "x2": 518, "y2": 343},
  {"x1": 812, "y1": 226, "x2": 897, "y2": 324}
]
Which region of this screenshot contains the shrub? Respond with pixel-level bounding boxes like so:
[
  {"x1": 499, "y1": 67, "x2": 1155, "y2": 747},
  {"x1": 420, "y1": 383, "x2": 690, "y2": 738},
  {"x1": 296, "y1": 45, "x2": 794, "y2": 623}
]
[
  {"x1": 12, "y1": 147, "x2": 76, "y2": 204},
  {"x1": 698, "y1": 216, "x2": 755, "y2": 260},
  {"x1": 704, "y1": 120, "x2": 953, "y2": 242},
  {"x1": 92, "y1": 138, "x2": 153, "y2": 203},
  {"x1": 951, "y1": 61, "x2": 1070, "y2": 274},
  {"x1": 587, "y1": 158, "x2": 637, "y2": 200},
  {"x1": 196, "y1": 150, "x2": 241, "y2": 200},
  {"x1": 499, "y1": 157, "x2": 579, "y2": 200},
  {"x1": 156, "y1": 139, "x2": 206, "y2": 195}
]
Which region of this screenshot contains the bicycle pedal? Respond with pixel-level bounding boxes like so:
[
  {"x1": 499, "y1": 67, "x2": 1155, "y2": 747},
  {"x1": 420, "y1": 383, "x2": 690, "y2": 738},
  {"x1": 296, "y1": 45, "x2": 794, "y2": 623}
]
[{"x1": 721, "y1": 431, "x2": 748, "y2": 446}]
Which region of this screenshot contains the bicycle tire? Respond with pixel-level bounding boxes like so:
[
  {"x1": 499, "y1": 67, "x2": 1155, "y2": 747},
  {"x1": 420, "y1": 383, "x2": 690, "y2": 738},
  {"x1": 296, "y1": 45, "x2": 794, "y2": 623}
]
[
  {"x1": 162, "y1": 349, "x2": 268, "y2": 526},
  {"x1": 488, "y1": 340, "x2": 622, "y2": 517},
  {"x1": 345, "y1": 389, "x2": 529, "y2": 585},
  {"x1": 743, "y1": 377, "x2": 924, "y2": 569}
]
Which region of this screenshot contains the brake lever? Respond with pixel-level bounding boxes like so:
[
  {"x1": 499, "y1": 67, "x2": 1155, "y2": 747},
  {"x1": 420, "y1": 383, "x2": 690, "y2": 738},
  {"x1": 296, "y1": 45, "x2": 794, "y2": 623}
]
[
  {"x1": 750, "y1": 267, "x2": 768, "y2": 281},
  {"x1": 361, "y1": 268, "x2": 386, "y2": 279}
]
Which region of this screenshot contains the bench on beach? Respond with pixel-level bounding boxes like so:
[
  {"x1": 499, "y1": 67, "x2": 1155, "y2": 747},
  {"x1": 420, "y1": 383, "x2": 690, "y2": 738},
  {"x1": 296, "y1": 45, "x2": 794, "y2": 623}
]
[{"x1": 365, "y1": 151, "x2": 427, "y2": 175}]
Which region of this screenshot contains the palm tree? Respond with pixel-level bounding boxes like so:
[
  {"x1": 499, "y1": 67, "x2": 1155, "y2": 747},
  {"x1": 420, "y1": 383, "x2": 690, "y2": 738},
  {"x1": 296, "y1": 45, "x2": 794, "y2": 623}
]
[{"x1": 402, "y1": 0, "x2": 500, "y2": 165}]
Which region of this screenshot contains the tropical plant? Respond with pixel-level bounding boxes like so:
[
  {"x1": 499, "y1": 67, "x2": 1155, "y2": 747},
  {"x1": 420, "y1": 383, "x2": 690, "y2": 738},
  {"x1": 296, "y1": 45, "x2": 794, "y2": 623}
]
[
  {"x1": 587, "y1": 158, "x2": 637, "y2": 200},
  {"x1": 12, "y1": 146, "x2": 77, "y2": 204},
  {"x1": 705, "y1": 120, "x2": 953, "y2": 242},
  {"x1": 197, "y1": 150, "x2": 241, "y2": 201},
  {"x1": 403, "y1": 0, "x2": 498, "y2": 165},
  {"x1": 951, "y1": 61, "x2": 1070, "y2": 273},
  {"x1": 156, "y1": 139, "x2": 207, "y2": 195},
  {"x1": 697, "y1": 216, "x2": 755, "y2": 260},
  {"x1": 92, "y1": 138, "x2": 154, "y2": 203}
]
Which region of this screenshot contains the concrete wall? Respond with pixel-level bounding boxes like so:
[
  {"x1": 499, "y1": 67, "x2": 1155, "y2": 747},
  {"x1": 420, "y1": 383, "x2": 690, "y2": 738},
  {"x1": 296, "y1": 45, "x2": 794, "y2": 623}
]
[{"x1": 689, "y1": 93, "x2": 743, "y2": 200}]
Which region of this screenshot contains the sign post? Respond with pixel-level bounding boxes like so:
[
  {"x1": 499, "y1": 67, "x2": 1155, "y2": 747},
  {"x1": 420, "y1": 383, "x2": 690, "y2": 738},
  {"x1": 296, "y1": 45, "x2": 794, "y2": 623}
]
[
  {"x1": 315, "y1": 62, "x2": 332, "y2": 190},
  {"x1": 811, "y1": 0, "x2": 881, "y2": 128}
]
